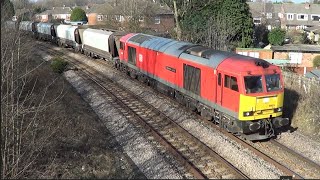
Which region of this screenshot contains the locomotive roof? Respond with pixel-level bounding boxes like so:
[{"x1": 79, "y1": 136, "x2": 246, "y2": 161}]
[{"x1": 126, "y1": 33, "x2": 272, "y2": 69}]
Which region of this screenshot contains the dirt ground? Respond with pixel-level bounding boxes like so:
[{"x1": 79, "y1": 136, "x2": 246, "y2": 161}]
[{"x1": 24, "y1": 48, "x2": 146, "y2": 179}]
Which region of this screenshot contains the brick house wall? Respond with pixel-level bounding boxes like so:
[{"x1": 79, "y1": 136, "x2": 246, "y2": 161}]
[
  {"x1": 235, "y1": 48, "x2": 273, "y2": 59},
  {"x1": 273, "y1": 52, "x2": 318, "y2": 67}
]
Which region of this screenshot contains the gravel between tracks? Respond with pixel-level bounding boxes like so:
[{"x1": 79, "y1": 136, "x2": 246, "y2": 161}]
[
  {"x1": 63, "y1": 50, "x2": 284, "y2": 179},
  {"x1": 64, "y1": 70, "x2": 183, "y2": 179},
  {"x1": 277, "y1": 131, "x2": 320, "y2": 165}
]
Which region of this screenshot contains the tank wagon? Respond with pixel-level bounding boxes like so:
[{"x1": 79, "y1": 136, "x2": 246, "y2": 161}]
[
  {"x1": 55, "y1": 24, "x2": 85, "y2": 52},
  {"x1": 116, "y1": 33, "x2": 289, "y2": 140},
  {"x1": 19, "y1": 21, "x2": 38, "y2": 36},
  {"x1": 36, "y1": 22, "x2": 57, "y2": 42}
]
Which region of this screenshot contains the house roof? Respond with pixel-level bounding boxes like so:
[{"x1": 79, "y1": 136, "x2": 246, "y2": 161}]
[
  {"x1": 85, "y1": 3, "x2": 113, "y2": 14},
  {"x1": 305, "y1": 25, "x2": 320, "y2": 33},
  {"x1": 271, "y1": 44, "x2": 320, "y2": 52},
  {"x1": 38, "y1": 6, "x2": 72, "y2": 15},
  {"x1": 305, "y1": 69, "x2": 320, "y2": 79}
]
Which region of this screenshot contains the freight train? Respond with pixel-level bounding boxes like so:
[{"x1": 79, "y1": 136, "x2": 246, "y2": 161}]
[{"x1": 8, "y1": 20, "x2": 289, "y2": 140}]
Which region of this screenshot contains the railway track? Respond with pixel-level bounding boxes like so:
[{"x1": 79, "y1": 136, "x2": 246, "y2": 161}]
[
  {"x1": 37, "y1": 41, "x2": 319, "y2": 179},
  {"x1": 37, "y1": 42, "x2": 248, "y2": 179}
]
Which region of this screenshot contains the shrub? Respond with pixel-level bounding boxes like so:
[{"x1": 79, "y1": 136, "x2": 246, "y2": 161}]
[
  {"x1": 70, "y1": 7, "x2": 88, "y2": 22},
  {"x1": 313, "y1": 55, "x2": 320, "y2": 67},
  {"x1": 268, "y1": 28, "x2": 286, "y2": 45},
  {"x1": 50, "y1": 57, "x2": 68, "y2": 73}
]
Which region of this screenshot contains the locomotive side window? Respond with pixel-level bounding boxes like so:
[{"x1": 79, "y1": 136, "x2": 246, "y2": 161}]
[
  {"x1": 224, "y1": 75, "x2": 230, "y2": 88},
  {"x1": 120, "y1": 42, "x2": 124, "y2": 50},
  {"x1": 218, "y1": 73, "x2": 221, "y2": 86},
  {"x1": 128, "y1": 46, "x2": 136, "y2": 65},
  {"x1": 230, "y1": 77, "x2": 239, "y2": 92},
  {"x1": 224, "y1": 75, "x2": 239, "y2": 92},
  {"x1": 183, "y1": 64, "x2": 201, "y2": 95},
  {"x1": 244, "y1": 76, "x2": 263, "y2": 93}
]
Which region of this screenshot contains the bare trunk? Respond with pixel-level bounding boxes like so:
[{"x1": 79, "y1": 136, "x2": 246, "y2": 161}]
[{"x1": 173, "y1": 0, "x2": 182, "y2": 40}]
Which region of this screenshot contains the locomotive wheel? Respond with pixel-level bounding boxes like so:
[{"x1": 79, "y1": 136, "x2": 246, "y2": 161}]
[
  {"x1": 201, "y1": 110, "x2": 212, "y2": 121},
  {"x1": 130, "y1": 71, "x2": 137, "y2": 79}
]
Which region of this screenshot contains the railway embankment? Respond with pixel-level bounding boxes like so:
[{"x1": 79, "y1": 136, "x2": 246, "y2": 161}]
[{"x1": 282, "y1": 71, "x2": 320, "y2": 141}]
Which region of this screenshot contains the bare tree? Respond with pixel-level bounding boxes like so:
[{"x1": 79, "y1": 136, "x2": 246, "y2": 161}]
[{"x1": 1, "y1": 11, "x2": 65, "y2": 179}]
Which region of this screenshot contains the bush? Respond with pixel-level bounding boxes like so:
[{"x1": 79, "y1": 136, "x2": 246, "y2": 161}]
[
  {"x1": 50, "y1": 57, "x2": 68, "y2": 73},
  {"x1": 70, "y1": 7, "x2": 88, "y2": 22},
  {"x1": 268, "y1": 28, "x2": 286, "y2": 45},
  {"x1": 313, "y1": 55, "x2": 320, "y2": 67}
]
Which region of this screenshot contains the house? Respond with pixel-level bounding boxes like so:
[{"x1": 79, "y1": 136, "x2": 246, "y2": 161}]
[
  {"x1": 85, "y1": 1, "x2": 174, "y2": 33},
  {"x1": 248, "y1": 2, "x2": 281, "y2": 30},
  {"x1": 236, "y1": 44, "x2": 320, "y2": 74},
  {"x1": 248, "y1": 2, "x2": 320, "y2": 30},
  {"x1": 36, "y1": 5, "x2": 72, "y2": 22},
  {"x1": 279, "y1": 3, "x2": 320, "y2": 30}
]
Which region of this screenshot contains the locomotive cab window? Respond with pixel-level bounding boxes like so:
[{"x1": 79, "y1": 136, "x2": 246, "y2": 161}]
[
  {"x1": 265, "y1": 74, "x2": 281, "y2": 92},
  {"x1": 244, "y1": 76, "x2": 263, "y2": 93},
  {"x1": 224, "y1": 75, "x2": 239, "y2": 92},
  {"x1": 183, "y1": 64, "x2": 201, "y2": 95},
  {"x1": 128, "y1": 46, "x2": 136, "y2": 65}
]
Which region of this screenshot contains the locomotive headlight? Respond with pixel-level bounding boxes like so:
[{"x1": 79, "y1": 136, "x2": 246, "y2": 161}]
[
  {"x1": 243, "y1": 111, "x2": 254, "y2": 117},
  {"x1": 274, "y1": 107, "x2": 282, "y2": 112}
]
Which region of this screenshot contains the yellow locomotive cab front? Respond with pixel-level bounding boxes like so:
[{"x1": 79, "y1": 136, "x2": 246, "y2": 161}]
[{"x1": 238, "y1": 92, "x2": 284, "y2": 121}]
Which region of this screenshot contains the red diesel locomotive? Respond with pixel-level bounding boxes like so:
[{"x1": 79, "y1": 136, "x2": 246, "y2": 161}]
[{"x1": 115, "y1": 33, "x2": 289, "y2": 140}]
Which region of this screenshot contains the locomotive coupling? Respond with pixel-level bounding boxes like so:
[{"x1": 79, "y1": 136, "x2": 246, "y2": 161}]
[{"x1": 272, "y1": 117, "x2": 289, "y2": 128}]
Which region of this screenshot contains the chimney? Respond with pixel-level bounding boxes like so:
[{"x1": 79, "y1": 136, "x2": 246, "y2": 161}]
[
  {"x1": 305, "y1": 2, "x2": 310, "y2": 9},
  {"x1": 53, "y1": 7, "x2": 55, "y2": 9}
]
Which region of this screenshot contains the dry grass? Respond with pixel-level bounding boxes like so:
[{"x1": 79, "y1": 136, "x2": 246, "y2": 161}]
[{"x1": 283, "y1": 71, "x2": 320, "y2": 140}]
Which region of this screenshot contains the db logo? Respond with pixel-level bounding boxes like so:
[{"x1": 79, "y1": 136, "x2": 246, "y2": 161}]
[{"x1": 139, "y1": 54, "x2": 143, "y2": 62}]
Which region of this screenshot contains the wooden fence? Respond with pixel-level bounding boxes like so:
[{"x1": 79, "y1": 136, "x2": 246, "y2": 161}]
[{"x1": 282, "y1": 71, "x2": 320, "y2": 94}]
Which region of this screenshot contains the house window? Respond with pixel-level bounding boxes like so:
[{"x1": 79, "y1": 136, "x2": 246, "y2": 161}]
[
  {"x1": 311, "y1": 15, "x2": 320, "y2": 21},
  {"x1": 278, "y1": 13, "x2": 283, "y2": 18},
  {"x1": 287, "y1": 13, "x2": 294, "y2": 20},
  {"x1": 115, "y1": 15, "x2": 124, "y2": 22},
  {"x1": 249, "y1": 52, "x2": 259, "y2": 58},
  {"x1": 297, "y1": 14, "x2": 308, "y2": 21},
  {"x1": 98, "y1": 15, "x2": 103, "y2": 21},
  {"x1": 288, "y1": 52, "x2": 302, "y2": 64},
  {"x1": 154, "y1": 16, "x2": 160, "y2": 24},
  {"x1": 266, "y1": 13, "x2": 272, "y2": 19},
  {"x1": 238, "y1": 51, "x2": 248, "y2": 56},
  {"x1": 253, "y1": 18, "x2": 261, "y2": 25}
]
